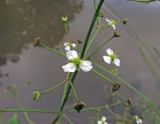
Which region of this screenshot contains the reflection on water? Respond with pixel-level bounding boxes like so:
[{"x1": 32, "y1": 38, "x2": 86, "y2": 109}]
[
  {"x1": 0, "y1": 0, "x2": 83, "y2": 66},
  {"x1": 0, "y1": 0, "x2": 160, "y2": 123}
]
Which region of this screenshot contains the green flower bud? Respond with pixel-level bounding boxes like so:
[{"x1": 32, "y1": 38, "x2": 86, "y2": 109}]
[
  {"x1": 61, "y1": 16, "x2": 68, "y2": 23},
  {"x1": 33, "y1": 91, "x2": 41, "y2": 101}
]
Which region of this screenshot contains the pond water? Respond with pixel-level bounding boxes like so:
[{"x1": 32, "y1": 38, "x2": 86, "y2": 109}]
[{"x1": 0, "y1": 0, "x2": 160, "y2": 123}]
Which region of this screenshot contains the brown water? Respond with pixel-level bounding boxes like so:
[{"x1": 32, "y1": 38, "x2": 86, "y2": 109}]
[{"x1": 0, "y1": 0, "x2": 160, "y2": 123}]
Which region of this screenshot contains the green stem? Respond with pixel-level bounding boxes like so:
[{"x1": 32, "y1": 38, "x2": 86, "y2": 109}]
[
  {"x1": 87, "y1": 36, "x2": 114, "y2": 58},
  {"x1": 64, "y1": 23, "x2": 71, "y2": 42},
  {"x1": 141, "y1": 44, "x2": 160, "y2": 86},
  {"x1": 93, "y1": 62, "x2": 160, "y2": 115},
  {"x1": 0, "y1": 102, "x2": 120, "y2": 114},
  {"x1": 124, "y1": 22, "x2": 160, "y2": 88},
  {"x1": 94, "y1": 62, "x2": 144, "y2": 97},
  {"x1": 60, "y1": 73, "x2": 73, "y2": 108},
  {"x1": 52, "y1": 1, "x2": 105, "y2": 123},
  {"x1": 80, "y1": 0, "x2": 105, "y2": 59},
  {"x1": 84, "y1": 29, "x2": 101, "y2": 56},
  {"x1": 94, "y1": 0, "x2": 97, "y2": 11},
  {"x1": 1, "y1": 108, "x2": 58, "y2": 113},
  {"x1": 52, "y1": 72, "x2": 78, "y2": 124},
  {"x1": 15, "y1": 96, "x2": 34, "y2": 124},
  {"x1": 40, "y1": 43, "x2": 65, "y2": 57},
  {"x1": 7, "y1": 77, "x2": 34, "y2": 124},
  {"x1": 92, "y1": 69, "x2": 114, "y2": 85},
  {"x1": 96, "y1": 109, "x2": 100, "y2": 122},
  {"x1": 63, "y1": 114, "x2": 74, "y2": 124},
  {"x1": 106, "y1": 106, "x2": 121, "y2": 119},
  {"x1": 75, "y1": 102, "x2": 121, "y2": 112},
  {"x1": 68, "y1": 80, "x2": 79, "y2": 101},
  {"x1": 41, "y1": 80, "x2": 66, "y2": 95}
]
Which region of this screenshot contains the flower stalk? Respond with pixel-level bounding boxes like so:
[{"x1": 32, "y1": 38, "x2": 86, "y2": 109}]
[{"x1": 52, "y1": 0, "x2": 105, "y2": 123}]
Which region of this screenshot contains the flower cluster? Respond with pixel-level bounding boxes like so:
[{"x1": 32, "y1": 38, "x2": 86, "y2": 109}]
[
  {"x1": 97, "y1": 116, "x2": 108, "y2": 124},
  {"x1": 62, "y1": 42, "x2": 120, "y2": 72},
  {"x1": 64, "y1": 42, "x2": 76, "y2": 51},
  {"x1": 62, "y1": 17, "x2": 120, "y2": 73},
  {"x1": 135, "y1": 115, "x2": 143, "y2": 124}
]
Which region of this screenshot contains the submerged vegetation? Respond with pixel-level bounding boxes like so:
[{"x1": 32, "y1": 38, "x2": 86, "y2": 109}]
[{"x1": 0, "y1": 0, "x2": 160, "y2": 124}]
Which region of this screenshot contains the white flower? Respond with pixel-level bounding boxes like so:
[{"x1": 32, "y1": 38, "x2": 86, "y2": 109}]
[
  {"x1": 66, "y1": 50, "x2": 78, "y2": 60},
  {"x1": 97, "y1": 116, "x2": 108, "y2": 124},
  {"x1": 103, "y1": 48, "x2": 120, "y2": 67},
  {"x1": 62, "y1": 63, "x2": 76, "y2": 72},
  {"x1": 135, "y1": 115, "x2": 143, "y2": 124},
  {"x1": 64, "y1": 42, "x2": 76, "y2": 51},
  {"x1": 105, "y1": 18, "x2": 117, "y2": 30},
  {"x1": 80, "y1": 60, "x2": 93, "y2": 72},
  {"x1": 62, "y1": 50, "x2": 93, "y2": 72}
]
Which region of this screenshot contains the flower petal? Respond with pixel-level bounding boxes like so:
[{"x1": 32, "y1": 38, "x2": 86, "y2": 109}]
[
  {"x1": 105, "y1": 18, "x2": 111, "y2": 24},
  {"x1": 106, "y1": 48, "x2": 113, "y2": 55},
  {"x1": 97, "y1": 121, "x2": 102, "y2": 124},
  {"x1": 64, "y1": 42, "x2": 68, "y2": 46},
  {"x1": 114, "y1": 58, "x2": 120, "y2": 66},
  {"x1": 62, "y1": 63, "x2": 76, "y2": 72},
  {"x1": 104, "y1": 122, "x2": 108, "y2": 124},
  {"x1": 101, "y1": 116, "x2": 107, "y2": 122},
  {"x1": 72, "y1": 43, "x2": 76, "y2": 48},
  {"x1": 65, "y1": 46, "x2": 71, "y2": 51},
  {"x1": 138, "y1": 119, "x2": 143, "y2": 124},
  {"x1": 103, "y1": 56, "x2": 111, "y2": 64},
  {"x1": 80, "y1": 60, "x2": 93, "y2": 72},
  {"x1": 66, "y1": 50, "x2": 78, "y2": 60},
  {"x1": 112, "y1": 25, "x2": 116, "y2": 30}
]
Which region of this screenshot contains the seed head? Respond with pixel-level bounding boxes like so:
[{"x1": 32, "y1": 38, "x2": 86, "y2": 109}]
[
  {"x1": 33, "y1": 37, "x2": 40, "y2": 47},
  {"x1": 113, "y1": 32, "x2": 120, "y2": 38},
  {"x1": 122, "y1": 18, "x2": 128, "y2": 25},
  {"x1": 112, "y1": 83, "x2": 121, "y2": 92},
  {"x1": 73, "y1": 101, "x2": 86, "y2": 113}
]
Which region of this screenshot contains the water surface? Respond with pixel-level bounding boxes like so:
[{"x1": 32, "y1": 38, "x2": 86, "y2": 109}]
[{"x1": 0, "y1": 0, "x2": 160, "y2": 123}]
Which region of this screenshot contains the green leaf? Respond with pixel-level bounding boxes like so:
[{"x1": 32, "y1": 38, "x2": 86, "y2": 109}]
[{"x1": 9, "y1": 114, "x2": 20, "y2": 124}]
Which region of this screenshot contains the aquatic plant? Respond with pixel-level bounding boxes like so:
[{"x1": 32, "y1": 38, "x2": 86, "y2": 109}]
[{"x1": 0, "y1": 0, "x2": 160, "y2": 124}]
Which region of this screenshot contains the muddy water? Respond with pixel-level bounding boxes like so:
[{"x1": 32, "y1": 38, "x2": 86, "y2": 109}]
[{"x1": 0, "y1": 0, "x2": 160, "y2": 123}]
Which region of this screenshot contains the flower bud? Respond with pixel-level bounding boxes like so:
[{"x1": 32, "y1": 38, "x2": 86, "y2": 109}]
[
  {"x1": 113, "y1": 32, "x2": 120, "y2": 38},
  {"x1": 112, "y1": 83, "x2": 121, "y2": 92},
  {"x1": 33, "y1": 37, "x2": 40, "y2": 47},
  {"x1": 125, "y1": 98, "x2": 132, "y2": 107},
  {"x1": 77, "y1": 40, "x2": 83, "y2": 44},
  {"x1": 61, "y1": 16, "x2": 68, "y2": 23},
  {"x1": 33, "y1": 91, "x2": 41, "y2": 101},
  {"x1": 122, "y1": 18, "x2": 128, "y2": 25},
  {"x1": 73, "y1": 101, "x2": 86, "y2": 113},
  {"x1": 98, "y1": 11, "x2": 104, "y2": 17}
]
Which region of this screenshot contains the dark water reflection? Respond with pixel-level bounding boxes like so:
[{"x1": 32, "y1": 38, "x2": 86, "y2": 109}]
[
  {"x1": 0, "y1": 0, "x2": 160, "y2": 123},
  {"x1": 0, "y1": 0, "x2": 83, "y2": 66}
]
